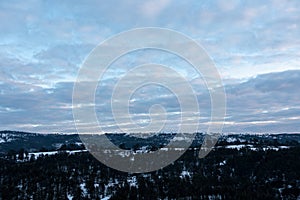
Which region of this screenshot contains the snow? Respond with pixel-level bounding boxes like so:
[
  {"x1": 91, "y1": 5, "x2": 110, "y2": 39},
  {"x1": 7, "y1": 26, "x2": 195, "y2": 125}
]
[
  {"x1": 157, "y1": 147, "x2": 186, "y2": 151},
  {"x1": 0, "y1": 136, "x2": 13, "y2": 143},
  {"x1": 53, "y1": 143, "x2": 63, "y2": 148},
  {"x1": 29, "y1": 149, "x2": 88, "y2": 157},
  {"x1": 180, "y1": 170, "x2": 191, "y2": 179},
  {"x1": 68, "y1": 150, "x2": 88, "y2": 154},
  {"x1": 226, "y1": 137, "x2": 237, "y2": 143},
  {"x1": 250, "y1": 146, "x2": 290, "y2": 151},
  {"x1": 173, "y1": 137, "x2": 185, "y2": 141},
  {"x1": 80, "y1": 183, "x2": 87, "y2": 195},
  {"x1": 134, "y1": 149, "x2": 149, "y2": 154},
  {"x1": 0, "y1": 133, "x2": 18, "y2": 143},
  {"x1": 174, "y1": 148, "x2": 185, "y2": 151},
  {"x1": 173, "y1": 136, "x2": 192, "y2": 142},
  {"x1": 117, "y1": 150, "x2": 131, "y2": 157},
  {"x1": 127, "y1": 176, "x2": 138, "y2": 187},
  {"x1": 219, "y1": 160, "x2": 227, "y2": 166},
  {"x1": 207, "y1": 194, "x2": 223, "y2": 200},
  {"x1": 67, "y1": 193, "x2": 73, "y2": 200},
  {"x1": 226, "y1": 137, "x2": 246, "y2": 143},
  {"x1": 29, "y1": 151, "x2": 59, "y2": 157},
  {"x1": 224, "y1": 144, "x2": 253, "y2": 150},
  {"x1": 17, "y1": 184, "x2": 22, "y2": 189},
  {"x1": 142, "y1": 174, "x2": 151, "y2": 178},
  {"x1": 16, "y1": 150, "x2": 88, "y2": 162},
  {"x1": 104, "y1": 178, "x2": 119, "y2": 195},
  {"x1": 223, "y1": 145, "x2": 290, "y2": 151}
]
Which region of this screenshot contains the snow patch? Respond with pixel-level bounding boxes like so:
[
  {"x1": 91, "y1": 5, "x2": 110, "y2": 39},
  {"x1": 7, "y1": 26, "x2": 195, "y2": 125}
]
[
  {"x1": 80, "y1": 183, "x2": 87, "y2": 196},
  {"x1": 219, "y1": 160, "x2": 227, "y2": 166},
  {"x1": 180, "y1": 170, "x2": 191, "y2": 179},
  {"x1": 67, "y1": 193, "x2": 73, "y2": 200},
  {"x1": 127, "y1": 176, "x2": 138, "y2": 187}
]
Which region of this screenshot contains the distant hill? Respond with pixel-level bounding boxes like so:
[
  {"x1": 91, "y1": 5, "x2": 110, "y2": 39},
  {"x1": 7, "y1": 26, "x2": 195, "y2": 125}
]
[
  {"x1": 0, "y1": 130, "x2": 300, "y2": 154},
  {"x1": 0, "y1": 130, "x2": 81, "y2": 154}
]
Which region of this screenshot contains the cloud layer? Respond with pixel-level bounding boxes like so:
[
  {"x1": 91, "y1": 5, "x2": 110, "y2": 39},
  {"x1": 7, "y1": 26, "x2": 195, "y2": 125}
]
[{"x1": 0, "y1": 0, "x2": 300, "y2": 133}]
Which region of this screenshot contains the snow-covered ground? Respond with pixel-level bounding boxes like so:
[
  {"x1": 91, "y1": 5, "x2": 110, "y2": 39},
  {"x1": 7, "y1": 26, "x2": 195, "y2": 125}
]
[
  {"x1": 16, "y1": 149, "x2": 88, "y2": 161},
  {"x1": 225, "y1": 137, "x2": 246, "y2": 143},
  {"x1": 223, "y1": 144, "x2": 254, "y2": 150},
  {"x1": 221, "y1": 144, "x2": 290, "y2": 151},
  {"x1": 250, "y1": 146, "x2": 290, "y2": 151},
  {"x1": 0, "y1": 133, "x2": 15, "y2": 143},
  {"x1": 29, "y1": 149, "x2": 88, "y2": 157}
]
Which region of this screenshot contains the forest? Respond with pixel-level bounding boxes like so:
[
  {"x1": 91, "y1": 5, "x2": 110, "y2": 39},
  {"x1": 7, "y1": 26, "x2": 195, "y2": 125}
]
[{"x1": 0, "y1": 143, "x2": 299, "y2": 199}]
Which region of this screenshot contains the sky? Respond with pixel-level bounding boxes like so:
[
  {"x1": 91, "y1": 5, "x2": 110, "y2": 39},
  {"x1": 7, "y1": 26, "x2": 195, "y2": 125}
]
[{"x1": 0, "y1": 0, "x2": 300, "y2": 134}]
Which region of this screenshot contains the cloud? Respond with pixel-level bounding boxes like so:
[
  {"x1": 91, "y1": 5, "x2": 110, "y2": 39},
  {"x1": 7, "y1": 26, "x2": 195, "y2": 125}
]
[
  {"x1": 1, "y1": 67, "x2": 300, "y2": 133},
  {"x1": 223, "y1": 70, "x2": 300, "y2": 132},
  {"x1": 1, "y1": 0, "x2": 300, "y2": 133},
  {"x1": 139, "y1": 0, "x2": 172, "y2": 18}
]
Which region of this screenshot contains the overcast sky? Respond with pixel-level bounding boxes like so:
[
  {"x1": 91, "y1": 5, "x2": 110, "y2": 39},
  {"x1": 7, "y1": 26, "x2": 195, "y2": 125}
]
[{"x1": 0, "y1": 0, "x2": 300, "y2": 134}]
